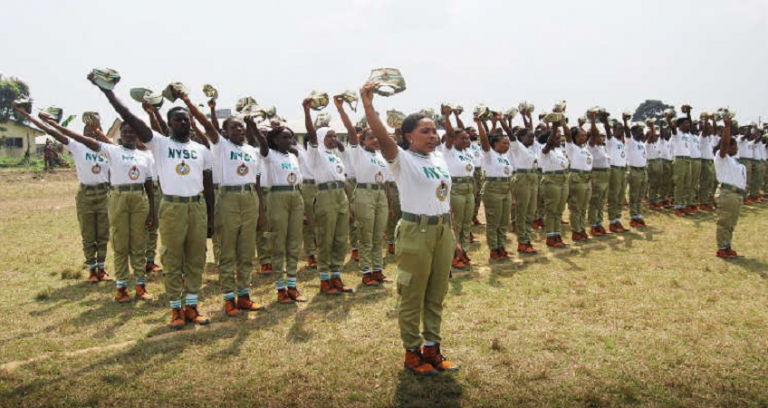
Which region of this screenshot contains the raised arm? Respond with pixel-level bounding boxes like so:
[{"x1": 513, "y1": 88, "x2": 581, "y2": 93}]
[
  {"x1": 302, "y1": 98, "x2": 318, "y2": 146},
  {"x1": 178, "y1": 91, "x2": 219, "y2": 144},
  {"x1": 602, "y1": 114, "x2": 613, "y2": 139},
  {"x1": 334, "y1": 95, "x2": 358, "y2": 145},
  {"x1": 454, "y1": 110, "x2": 465, "y2": 130},
  {"x1": 648, "y1": 121, "x2": 657, "y2": 144},
  {"x1": 242, "y1": 115, "x2": 261, "y2": 148},
  {"x1": 665, "y1": 111, "x2": 678, "y2": 135},
  {"x1": 142, "y1": 101, "x2": 167, "y2": 136},
  {"x1": 189, "y1": 116, "x2": 210, "y2": 148},
  {"x1": 360, "y1": 82, "x2": 397, "y2": 160},
  {"x1": 441, "y1": 105, "x2": 457, "y2": 149},
  {"x1": 42, "y1": 113, "x2": 101, "y2": 143},
  {"x1": 39, "y1": 112, "x2": 99, "y2": 150},
  {"x1": 559, "y1": 120, "x2": 573, "y2": 143},
  {"x1": 498, "y1": 111, "x2": 514, "y2": 139},
  {"x1": 475, "y1": 115, "x2": 491, "y2": 152},
  {"x1": 208, "y1": 98, "x2": 221, "y2": 134},
  {"x1": 542, "y1": 127, "x2": 559, "y2": 154},
  {"x1": 587, "y1": 113, "x2": 598, "y2": 147},
  {"x1": 12, "y1": 105, "x2": 69, "y2": 145},
  {"x1": 719, "y1": 116, "x2": 732, "y2": 158},
  {"x1": 523, "y1": 111, "x2": 533, "y2": 130},
  {"x1": 88, "y1": 74, "x2": 153, "y2": 143}
]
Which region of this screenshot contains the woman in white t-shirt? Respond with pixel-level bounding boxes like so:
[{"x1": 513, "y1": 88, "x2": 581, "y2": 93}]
[
  {"x1": 440, "y1": 106, "x2": 475, "y2": 269},
  {"x1": 302, "y1": 98, "x2": 353, "y2": 296},
  {"x1": 41, "y1": 117, "x2": 157, "y2": 304},
  {"x1": 714, "y1": 116, "x2": 746, "y2": 258},
  {"x1": 476, "y1": 114, "x2": 513, "y2": 260},
  {"x1": 336, "y1": 97, "x2": 392, "y2": 287},
  {"x1": 254, "y1": 125, "x2": 308, "y2": 304},
  {"x1": 564, "y1": 116, "x2": 596, "y2": 242},
  {"x1": 539, "y1": 122, "x2": 571, "y2": 247},
  {"x1": 360, "y1": 81, "x2": 458, "y2": 377}
]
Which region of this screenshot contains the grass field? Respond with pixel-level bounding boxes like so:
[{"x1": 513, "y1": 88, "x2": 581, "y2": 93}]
[{"x1": 1, "y1": 170, "x2": 767, "y2": 408}]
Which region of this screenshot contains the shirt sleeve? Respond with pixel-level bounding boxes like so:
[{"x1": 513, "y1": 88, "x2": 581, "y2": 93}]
[
  {"x1": 97, "y1": 142, "x2": 113, "y2": 160},
  {"x1": 202, "y1": 146, "x2": 213, "y2": 171},
  {"x1": 385, "y1": 146, "x2": 407, "y2": 179},
  {"x1": 144, "y1": 131, "x2": 165, "y2": 158}
]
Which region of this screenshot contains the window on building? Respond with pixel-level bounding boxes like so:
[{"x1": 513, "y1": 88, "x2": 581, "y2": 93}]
[{"x1": 4, "y1": 138, "x2": 23, "y2": 148}]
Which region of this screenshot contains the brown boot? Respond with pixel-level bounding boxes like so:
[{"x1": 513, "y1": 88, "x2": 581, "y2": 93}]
[
  {"x1": 350, "y1": 249, "x2": 359, "y2": 261},
  {"x1": 306, "y1": 255, "x2": 318, "y2": 269},
  {"x1": 404, "y1": 349, "x2": 438, "y2": 377},
  {"x1": 88, "y1": 269, "x2": 99, "y2": 283},
  {"x1": 145, "y1": 261, "x2": 162, "y2": 274},
  {"x1": 277, "y1": 288, "x2": 294, "y2": 304},
  {"x1": 260, "y1": 264, "x2": 273, "y2": 275},
  {"x1": 183, "y1": 305, "x2": 210, "y2": 326},
  {"x1": 237, "y1": 294, "x2": 265, "y2": 311},
  {"x1": 97, "y1": 268, "x2": 113, "y2": 282},
  {"x1": 135, "y1": 284, "x2": 153, "y2": 301},
  {"x1": 115, "y1": 287, "x2": 131, "y2": 303},
  {"x1": 224, "y1": 299, "x2": 242, "y2": 317},
  {"x1": 362, "y1": 273, "x2": 382, "y2": 287},
  {"x1": 286, "y1": 286, "x2": 307, "y2": 302},
  {"x1": 320, "y1": 280, "x2": 342, "y2": 296},
  {"x1": 331, "y1": 277, "x2": 354, "y2": 293},
  {"x1": 422, "y1": 344, "x2": 459, "y2": 372},
  {"x1": 387, "y1": 243, "x2": 395, "y2": 255},
  {"x1": 371, "y1": 270, "x2": 392, "y2": 283},
  {"x1": 170, "y1": 307, "x2": 185, "y2": 330}
]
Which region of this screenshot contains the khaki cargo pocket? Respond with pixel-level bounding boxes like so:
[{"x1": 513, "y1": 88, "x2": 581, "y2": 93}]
[
  {"x1": 394, "y1": 222, "x2": 422, "y2": 258},
  {"x1": 396, "y1": 269, "x2": 412, "y2": 296}
]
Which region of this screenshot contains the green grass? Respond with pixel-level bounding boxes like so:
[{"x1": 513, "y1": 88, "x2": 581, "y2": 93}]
[{"x1": 1, "y1": 172, "x2": 767, "y2": 407}]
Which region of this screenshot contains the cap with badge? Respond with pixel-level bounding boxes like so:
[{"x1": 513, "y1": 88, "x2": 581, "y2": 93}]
[
  {"x1": 130, "y1": 88, "x2": 164, "y2": 108},
  {"x1": 314, "y1": 112, "x2": 331, "y2": 128},
  {"x1": 553, "y1": 100, "x2": 567, "y2": 113},
  {"x1": 308, "y1": 91, "x2": 329, "y2": 111},
  {"x1": 203, "y1": 84, "x2": 218, "y2": 100},
  {"x1": 90, "y1": 68, "x2": 121, "y2": 90},
  {"x1": 473, "y1": 104, "x2": 491, "y2": 121},
  {"x1": 335, "y1": 90, "x2": 359, "y2": 111},
  {"x1": 82, "y1": 111, "x2": 101, "y2": 128},
  {"x1": 44, "y1": 106, "x2": 64, "y2": 124},
  {"x1": 369, "y1": 68, "x2": 406, "y2": 97},
  {"x1": 386, "y1": 109, "x2": 405, "y2": 129},
  {"x1": 504, "y1": 107, "x2": 519, "y2": 120},
  {"x1": 162, "y1": 82, "x2": 190, "y2": 102},
  {"x1": 518, "y1": 102, "x2": 535, "y2": 115}
]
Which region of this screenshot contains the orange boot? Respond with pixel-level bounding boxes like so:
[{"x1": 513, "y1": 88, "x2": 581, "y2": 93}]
[
  {"x1": 115, "y1": 287, "x2": 131, "y2": 303},
  {"x1": 404, "y1": 349, "x2": 438, "y2": 377},
  {"x1": 97, "y1": 267, "x2": 113, "y2": 282},
  {"x1": 320, "y1": 280, "x2": 342, "y2": 296},
  {"x1": 169, "y1": 307, "x2": 185, "y2": 330},
  {"x1": 422, "y1": 344, "x2": 459, "y2": 372},
  {"x1": 277, "y1": 288, "x2": 294, "y2": 304},
  {"x1": 371, "y1": 270, "x2": 392, "y2": 283},
  {"x1": 183, "y1": 305, "x2": 211, "y2": 326},
  {"x1": 362, "y1": 273, "x2": 382, "y2": 287},
  {"x1": 237, "y1": 294, "x2": 265, "y2": 311},
  {"x1": 135, "y1": 284, "x2": 153, "y2": 301},
  {"x1": 287, "y1": 286, "x2": 307, "y2": 302},
  {"x1": 387, "y1": 243, "x2": 395, "y2": 255},
  {"x1": 331, "y1": 276, "x2": 354, "y2": 293},
  {"x1": 88, "y1": 268, "x2": 99, "y2": 283},
  {"x1": 260, "y1": 264, "x2": 273, "y2": 275},
  {"x1": 145, "y1": 261, "x2": 162, "y2": 274},
  {"x1": 306, "y1": 255, "x2": 318, "y2": 269},
  {"x1": 224, "y1": 299, "x2": 242, "y2": 317}
]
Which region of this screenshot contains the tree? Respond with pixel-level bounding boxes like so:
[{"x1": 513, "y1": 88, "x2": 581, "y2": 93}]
[
  {"x1": 632, "y1": 99, "x2": 674, "y2": 122},
  {"x1": 0, "y1": 75, "x2": 31, "y2": 124}
]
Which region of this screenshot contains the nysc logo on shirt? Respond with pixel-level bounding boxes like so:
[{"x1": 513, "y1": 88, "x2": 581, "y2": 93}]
[
  {"x1": 281, "y1": 163, "x2": 297, "y2": 171},
  {"x1": 230, "y1": 152, "x2": 254, "y2": 162},
  {"x1": 121, "y1": 155, "x2": 137, "y2": 162},
  {"x1": 422, "y1": 166, "x2": 450, "y2": 180},
  {"x1": 85, "y1": 152, "x2": 106, "y2": 163},
  {"x1": 168, "y1": 148, "x2": 198, "y2": 160}
]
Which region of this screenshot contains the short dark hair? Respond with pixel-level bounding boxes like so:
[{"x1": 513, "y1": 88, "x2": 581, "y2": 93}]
[
  {"x1": 167, "y1": 106, "x2": 190, "y2": 123},
  {"x1": 676, "y1": 117, "x2": 690, "y2": 127},
  {"x1": 266, "y1": 126, "x2": 294, "y2": 150}
]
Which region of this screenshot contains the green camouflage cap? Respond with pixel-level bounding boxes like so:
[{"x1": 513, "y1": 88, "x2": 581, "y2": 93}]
[
  {"x1": 130, "y1": 88, "x2": 152, "y2": 103},
  {"x1": 309, "y1": 91, "x2": 329, "y2": 111},
  {"x1": 545, "y1": 112, "x2": 565, "y2": 125},
  {"x1": 337, "y1": 90, "x2": 359, "y2": 112},
  {"x1": 314, "y1": 112, "x2": 331, "y2": 128},
  {"x1": 473, "y1": 105, "x2": 491, "y2": 121},
  {"x1": 240, "y1": 103, "x2": 266, "y2": 120},
  {"x1": 162, "y1": 82, "x2": 190, "y2": 102},
  {"x1": 236, "y1": 97, "x2": 258, "y2": 113},
  {"x1": 203, "y1": 84, "x2": 218, "y2": 100},
  {"x1": 663, "y1": 108, "x2": 677, "y2": 118},
  {"x1": 504, "y1": 107, "x2": 519, "y2": 120},
  {"x1": 517, "y1": 102, "x2": 535, "y2": 114},
  {"x1": 578, "y1": 116, "x2": 587, "y2": 125},
  {"x1": 420, "y1": 108, "x2": 436, "y2": 118},
  {"x1": 44, "y1": 106, "x2": 64, "y2": 124},
  {"x1": 369, "y1": 68, "x2": 406, "y2": 97},
  {"x1": 90, "y1": 68, "x2": 120, "y2": 90},
  {"x1": 386, "y1": 109, "x2": 405, "y2": 129},
  {"x1": 553, "y1": 100, "x2": 567, "y2": 113},
  {"x1": 82, "y1": 111, "x2": 101, "y2": 127},
  {"x1": 622, "y1": 110, "x2": 633, "y2": 120},
  {"x1": 645, "y1": 117, "x2": 657, "y2": 126},
  {"x1": 14, "y1": 98, "x2": 33, "y2": 113},
  {"x1": 265, "y1": 106, "x2": 277, "y2": 119}
]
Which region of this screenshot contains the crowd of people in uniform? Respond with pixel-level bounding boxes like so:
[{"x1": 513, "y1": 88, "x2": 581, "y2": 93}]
[{"x1": 12, "y1": 70, "x2": 766, "y2": 377}]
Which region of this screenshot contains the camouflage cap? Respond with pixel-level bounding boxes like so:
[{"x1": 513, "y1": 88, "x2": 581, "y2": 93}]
[
  {"x1": 203, "y1": 84, "x2": 218, "y2": 100},
  {"x1": 337, "y1": 90, "x2": 359, "y2": 112},
  {"x1": 386, "y1": 109, "x2": 405, "y2": 129},
  {"x1": 309, "y1": 91, "x2": 329, "y2": 111},
  {"x1": 44, "y1": 106, "x2": 63, "y2": 124},
  {"x1": 162, "y1": 82, "x2": 190, "y2": 102},
  {"x1": 504, "y1": 107, "x2": 519, "y2": 120},
  {"x1": 236, "y1": 97, "x2": 258, "y2": 113},
  {"x1": 82, "y1": 111, "x2": 101, "y2": 127},
  {"x1": 369, "y1": 68, "x2": 406, "y2": 97},
  {"x1": 553, "y1": 100, "x2": 567, "y2": 113},
  {"x1": 90, "y1": 68, "x2": 120, "y2": 90},
  {"x1": 314, "y1": 112, "x2": 331, "y2": 128}
]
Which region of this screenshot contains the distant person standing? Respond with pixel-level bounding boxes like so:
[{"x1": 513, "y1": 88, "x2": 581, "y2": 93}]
[
  {"x1": 44, "y1": 140, "x2": 55, "y2": 171},
  {"x1": 714, "y1": 115, "x2": 746, "y2": 258}
]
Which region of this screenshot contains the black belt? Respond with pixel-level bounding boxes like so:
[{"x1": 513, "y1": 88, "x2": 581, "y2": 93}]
[
  {"x1": 111, "y1": 184, "x2": 144, "y2": 192},
  {"x1": 222, "y1": 184, "x2": 257, "y2": 192},
  {"x1": 570, "y1": 169, "x2": 591, "y2": 174},
  {"x1": 318, "y1": 181, "x2": 345, "y2": 191},
  {"x1": 356, "y1": 183, "x2": 385, "y2": 190},
  {"x1": 629, "y1": 166, "x2": 646, "y2": 170},
  {"x1": 543, "y1": 170, "x2": 565, "y2": 174},
  {"x1": 80, "y1": 183, "x2": 109, "y2": 190},
  {"x1": 451, "y1": 176, "x2": 473, "y2": 183},
  {"x1": 610, "y1": 165, "x2": 626, "y2": 169},
  {"x1": 401, "y1": 212, "x2": 450, "y2": 225},
  {"x1": 387, "y1": 181, "x2": 397, "y2": 188},
  {"x1": 302, "y1": 179, "x2": 316, "y2": 185},
  {"x1": 270, "y1": 185, "x2": 300, "y2": 192},
  {"x1": 515, "y1": 169, "x2": 535, "y2": 174},
  {"x1": 675, "y1": 156, "x2": 691, "y2": 160},
  {"x1": 721, "y1": 183, "x2": 746, "y2": 195},
  {"x1": 592, "y1": 168, "x2": 610, "y2": 172},
  {"x1": 486, "y1": 176, "x2": 510, "y2": 181},
  {"x1": 163, "y1": 194, "x2": 201, "y2": 203}
]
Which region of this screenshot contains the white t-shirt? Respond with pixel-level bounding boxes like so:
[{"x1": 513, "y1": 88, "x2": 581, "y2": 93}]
[
  {"x1": 699, "y1": 136, "x2": 715, "y2": 160},
  {"x1": 258, "y1": 160, "x2": 270, "y2": 188},
  {"x1": 308, "y1": 145, "x2": 346, "y2": 184},
  {"x1": 342, "y1": 147, "x2": 356, "y2": 179},
  {"x1": 482, "y1": 148, "x2": 513, "y2": 178},
  {"x1": 606, "y1": 137, "x2": 627, "y2": 167},
  {"x1": 296, "y1": 145, "x2": 316, "y2": 181},
  {"x1": 145, "y1": 132, "x2": 213, "y2": 197},
  {"x1": 627, "y1": 139, "x2": 647, "y2": 167},
  {"x1": 508, "y1": 140, "x2": 537, "y2": 170},
  {"x1": 99, "y1": 143, "x2": 154, "y2": 185},
  {"x1": 689, "y1": 134, "x2": 702, "y2": 159},
  {"x1": 65, "y1": 139, "x2": 110, "y2": 185},
  {"x1": 715, "y1": 154, "x2": 747, "y2": 190},
  {"x1": 263, "y1": 148, "x2": 302, "y2": 187},
  {"x1": 671, "y1": 132, "x2": 692, "y2": 157},
  {"x1": 439, "y1": 144, "x2": 475, "y2": 178},
  {"x1": 469, "y1": 142, "x2": 483, "y2": 167},
  {"x1": 588, "y1": 144, "x2": 610, "y2": 169},
  {"x1": 538, "y1": 146, "x2": 569, "y2": 172},
  {"x1": 647, "y1": 141, "x2": 661, "y2": 160},
  {"x1": 736, "y1": 137, "x2": 754, "y2": 160},
  {"x1": 387, "y1": 147, "x2": 451, "y2": 216},
  {"x1": 211, "y1": 137, "x2": 260, "y2": 186},
  {"x1": 566, "y1": 142, "x2": 592, "y2": 171},
  {"x1": 350, "y1": 145, "x2": 388, "y2": 184},
  {"x1": 754, "y1": 143, "x2": 763, "y2": 161}
]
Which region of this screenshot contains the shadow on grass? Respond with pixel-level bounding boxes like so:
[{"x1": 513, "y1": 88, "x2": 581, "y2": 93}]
[
  {"x1": 726, "y1": 257, "x2": 768, "y2": 279},
  {"x1": 394, "y1": 370, "x2": 463, "y2": 408}
]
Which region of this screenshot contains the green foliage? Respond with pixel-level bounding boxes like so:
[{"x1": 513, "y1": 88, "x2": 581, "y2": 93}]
[
  {"x1": 632, "y1": 99, "x2": 674, "y2": 122},
  {"x1": 0, "y1": 74, "x2": 31, "y2": 124}
]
